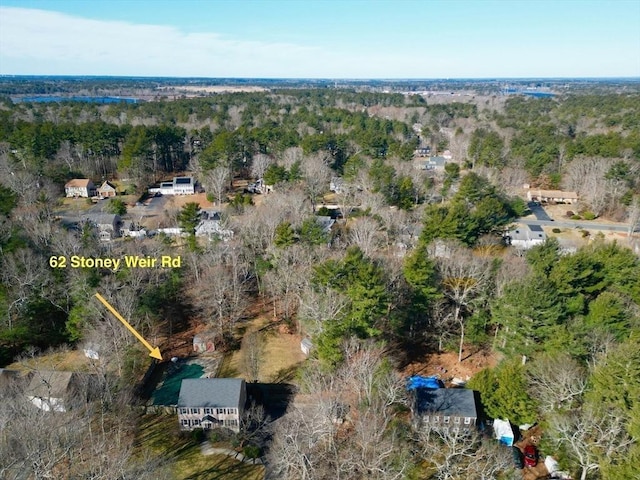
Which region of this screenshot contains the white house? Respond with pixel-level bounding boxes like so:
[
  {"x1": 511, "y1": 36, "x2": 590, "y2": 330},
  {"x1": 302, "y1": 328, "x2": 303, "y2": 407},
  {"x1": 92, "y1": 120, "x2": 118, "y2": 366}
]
[
  {"x1": 504, "y1": 224, "x2": 547, "y2": 249},
  {"x1": 195, "y1": 210, "x2": 234, "y2": 240},
  {"x1": 177, "y1": 378, "x2": 246, "y2": 433},
  {"x1": 150, "y1": 177, "x2": 196, "y2": 195},
  {"x1": 413, "y1": 156, "x2": 446, "y2": 172},
  {"x1": 65, "y1": 179, "x2": 96, "y2": 198},
  {"x1": 97, "y1": 181, "x2": 117, "y2": 198}
]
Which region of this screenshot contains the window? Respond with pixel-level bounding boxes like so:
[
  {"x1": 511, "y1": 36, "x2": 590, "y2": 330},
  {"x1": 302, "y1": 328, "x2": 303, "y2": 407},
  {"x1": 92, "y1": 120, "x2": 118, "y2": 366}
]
[
  {"x1": 433, "y1": 416, "x2": 440, "y2": 423},
  {"x1": 193, "y1": 419, "x2": 201, "y2": 426},
  {"x1": 424, "y1": 415, "x2": 430, "y2": 423},
  {"x1": 190, "y1": 408, "x2": 199, "y2": 414},
  {"x1": 181, "y1": 419, "x2": 189, "y2": 426},
  {"x1": 454, "y1": 417, "x2": 461, "y2": 424},
  {"x1": 204, "y1": 408, "x2": 212, "y2": 414},
  {"x1": 230, "y1": 419, "x2": 238, "y2": 426},
  {"x1": 464, "y1": 417, "x2": 472, "y2": 425},
  {"x1": 444, "y1": 416, "x2": 450, "y2": 424},
  {"x1": 179, "y1": 408, "x2": 187, "y2": 414}
]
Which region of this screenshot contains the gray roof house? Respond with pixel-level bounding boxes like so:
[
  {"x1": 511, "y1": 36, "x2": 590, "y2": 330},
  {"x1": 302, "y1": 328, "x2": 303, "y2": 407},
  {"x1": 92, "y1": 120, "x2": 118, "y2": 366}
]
[
  {"x1": 177, "y1": 378, "x2": 247, "y2": 432},
  {"x1": 195, "y1": 210, "x2": 234, "y2": 240},
  {"x1": 504, "y1": 224, "x2": 546, "y2": 249},
  {"x1": 413, "y1": 388, "x2": 479, "y2": 430},
  {"x1": 25, "y1": 371, "x2": 95, "y2": 412},
  {"x1": 84, "y1": 213, "x2": 121, "y2": 242}
]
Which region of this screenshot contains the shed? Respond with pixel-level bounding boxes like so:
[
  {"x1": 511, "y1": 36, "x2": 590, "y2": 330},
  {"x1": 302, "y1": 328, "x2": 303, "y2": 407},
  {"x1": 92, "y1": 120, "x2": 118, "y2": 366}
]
[
  {"x1": 493, "y1": 418, "x2": 516, "y2": 446},
  {"x1": 301, "y1": 338, "x2": 313, "y2": 356},
  {"x1": 193, "y1": 334, "x2": 216, "y2": 354}
]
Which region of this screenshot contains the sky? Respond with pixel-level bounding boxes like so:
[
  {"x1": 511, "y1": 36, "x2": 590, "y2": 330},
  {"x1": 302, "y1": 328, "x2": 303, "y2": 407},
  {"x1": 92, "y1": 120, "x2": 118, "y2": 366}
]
[{"x1": 0, "y1": 0, "x2": 639, "y2": 78}]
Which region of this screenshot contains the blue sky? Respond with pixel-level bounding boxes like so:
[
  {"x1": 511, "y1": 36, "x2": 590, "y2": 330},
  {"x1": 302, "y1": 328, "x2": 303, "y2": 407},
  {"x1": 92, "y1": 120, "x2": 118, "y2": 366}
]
[{"x1": 1, "y1": 0, "x2": 639, "y2": 78}]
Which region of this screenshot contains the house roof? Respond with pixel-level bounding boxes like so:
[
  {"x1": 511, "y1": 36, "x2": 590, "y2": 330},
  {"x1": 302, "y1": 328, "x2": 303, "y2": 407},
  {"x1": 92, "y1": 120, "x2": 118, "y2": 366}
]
[
  {"x1": 98, "y1": 181, "x2": 116, "y2": 191},
  {"x1": 529, "y1": 189, "x2": 578, "y2": 199},
  {"x1": 26, "y1": 371, "x2": 75, "y2": 399},
  {"x1": 174, "y1": 176, "x2": 193, "y2": 185},
  {"x1": 178, "y1": 378, "x2": 245, "y2": 408},
  {"x1": 507, "y1": 224, "x2": 546, "y2": 242},
  {"x1": 428, "y1": 156, "x2": 447, "y2": 166},
  {"x1": 84, "y1": 213, "x2": 120, "y2": 226},
  {"x1": 414, "y1": 388, "x2": 478, "y2": 418},
  {"x1": 65, "y1": 179, "x2": 93, "y2": 188}
]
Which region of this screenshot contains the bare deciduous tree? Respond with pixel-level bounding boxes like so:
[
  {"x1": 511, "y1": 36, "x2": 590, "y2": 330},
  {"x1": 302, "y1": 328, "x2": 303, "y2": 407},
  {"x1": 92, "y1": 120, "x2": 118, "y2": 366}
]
[
  {"x1": 202, "y1": 165, "x2": 230, "y2": 206},
  {"x1": 348, "y1": 217, "x2": 381, "y2": 256},
  {"x1": 251, "y1": 153, "x2": 273, "y2": 180},
  {"x1": 242, "y1": 331, "x2": 265, "y2": 382},
  {"x1": 549, "y1": 407, "x2": 633, "y2": 480},
  {"x1": 527, "y1": 352, "x2": 587, "y2": 412},
  {"x1": 436, "y1": 243, "x2": 494, "y2": 362}
]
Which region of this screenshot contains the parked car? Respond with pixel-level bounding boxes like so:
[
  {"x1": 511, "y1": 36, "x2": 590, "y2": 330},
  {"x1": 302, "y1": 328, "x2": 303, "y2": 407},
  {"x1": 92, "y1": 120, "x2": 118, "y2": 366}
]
[
  {"x1": 524, "y1": 445, "x2": 538, "y2": 467},
  {"x1": 512, "y1": 446, "x2": 524, "y2": 469}
]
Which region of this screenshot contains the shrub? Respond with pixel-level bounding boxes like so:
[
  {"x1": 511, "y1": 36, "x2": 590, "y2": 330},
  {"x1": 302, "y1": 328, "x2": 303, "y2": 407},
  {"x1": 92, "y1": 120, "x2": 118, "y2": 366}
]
[
  {"x1": 571, "y1": 214, "x2": 582, "y2": 220},
  {"x1": 583, "y1": 211, "x2": 596, "y2": 220},
  {"x1": 581, "y1": 230, "x2": 590, "y2": 238},
  {"x1": 565, "y1": 211, "x2": 575, "y2": 218},
  {"x1": 243, "y1": 445, "x2": 262, "y2": 459},
  {"x1": 552, "y1": 228, "x2": 561, "y2": 234},
  {"x1": 191, "y1": 428, "x2": 205, "y2": 443}
]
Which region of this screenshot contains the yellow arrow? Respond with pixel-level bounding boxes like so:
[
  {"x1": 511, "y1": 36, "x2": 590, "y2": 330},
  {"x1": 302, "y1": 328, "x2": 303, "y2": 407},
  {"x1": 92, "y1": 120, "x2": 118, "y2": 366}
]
[{"x1": 94, "y1": 293, "x2": 163, "y2": 360}]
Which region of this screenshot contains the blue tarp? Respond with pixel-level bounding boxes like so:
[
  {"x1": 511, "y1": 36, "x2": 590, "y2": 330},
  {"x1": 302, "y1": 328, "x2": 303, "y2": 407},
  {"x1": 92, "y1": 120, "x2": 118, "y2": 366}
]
[{"x1": 406, "y1": 375, "x2": 444, "y2": 390}]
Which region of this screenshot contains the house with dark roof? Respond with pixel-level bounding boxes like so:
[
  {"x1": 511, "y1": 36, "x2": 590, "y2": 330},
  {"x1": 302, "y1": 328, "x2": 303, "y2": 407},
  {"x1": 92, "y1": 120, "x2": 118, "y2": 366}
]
[
  {"x1": 177, "y1": 378, "x2": 246, "y2": 432},
  {"x1": 65, "y1": 179, "x2": 96, "y2": 198},
  {"x1": 412, "y1": 388, "x2": 479, "y2": 430}
]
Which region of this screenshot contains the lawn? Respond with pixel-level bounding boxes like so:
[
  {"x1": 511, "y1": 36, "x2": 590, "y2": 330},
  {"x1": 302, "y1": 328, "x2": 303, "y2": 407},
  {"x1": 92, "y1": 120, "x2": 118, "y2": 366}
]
[
  {"x1": 221, "y1": 317, "x2": 305, "y2": 383},
  {"x1": 135, "y1": 413, "x2": 264, "y2": 480}
]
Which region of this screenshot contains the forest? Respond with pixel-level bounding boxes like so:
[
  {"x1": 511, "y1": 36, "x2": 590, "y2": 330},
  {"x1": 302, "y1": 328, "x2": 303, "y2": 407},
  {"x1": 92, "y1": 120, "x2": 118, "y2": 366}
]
[{"x1": 0, "y1": 81, "x2": 639, "y2": 480}]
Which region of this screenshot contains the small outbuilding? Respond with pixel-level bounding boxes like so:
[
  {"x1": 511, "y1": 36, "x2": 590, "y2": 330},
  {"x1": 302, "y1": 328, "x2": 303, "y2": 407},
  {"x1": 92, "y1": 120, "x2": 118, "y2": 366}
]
[{"x1": 301, "y1": 338, "x2": 313, "y2": 356}]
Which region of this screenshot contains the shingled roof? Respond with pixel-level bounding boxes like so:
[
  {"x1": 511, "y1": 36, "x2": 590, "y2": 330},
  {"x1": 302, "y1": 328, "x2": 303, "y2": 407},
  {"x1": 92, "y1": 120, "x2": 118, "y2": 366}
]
[
  {"x1": 65, "y1": 179, "x2": 92, "y2": 188},
  {"x1": 178, "y1": 378, "x2": 245, "y2": 408},
  {"x1": 414, "y1": 388, "x2": 478, "y2": 418}
]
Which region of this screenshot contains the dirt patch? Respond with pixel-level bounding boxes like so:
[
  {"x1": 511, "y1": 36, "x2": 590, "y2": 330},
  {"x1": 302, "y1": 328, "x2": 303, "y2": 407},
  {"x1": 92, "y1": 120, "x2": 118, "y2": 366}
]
[
  {"x1": 165, "y1": 193, "x2": 213, "y2": 210},
  {"x1": 400, "y1": 347, "x2": 499, "y2": 386}
]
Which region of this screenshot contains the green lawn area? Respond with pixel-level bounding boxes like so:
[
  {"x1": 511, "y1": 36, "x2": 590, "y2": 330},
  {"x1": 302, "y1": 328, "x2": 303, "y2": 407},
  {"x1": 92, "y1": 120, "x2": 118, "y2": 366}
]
[{"x1": 135, "y1": 413, "x2": 264, "y2": 480}]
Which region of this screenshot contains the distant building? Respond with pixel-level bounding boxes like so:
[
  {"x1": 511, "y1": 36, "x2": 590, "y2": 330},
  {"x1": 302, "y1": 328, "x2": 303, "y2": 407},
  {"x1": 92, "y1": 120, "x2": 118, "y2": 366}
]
[
  {"x1": 84, "y1": 213, "x2": 121, "y2": 242},
  {"x1": 177, "y1": 378, "x2": 246, "y2": 433},
  {"x1": 195, "y1": 210, "x2": 234, "y2": 240},
  {"x1": 65, "y1": 179, "x2": 96, "y2": 198},
  {"x1": 414, "y1": 156, "x2": 446, "y2": 172},
  {"x1": 413, "y1": 147, "x2": 431, "y2": 157},
  {"x1": 301, "y1": 338, "x2": 313, "y2": 356},
  {"x1": 120, "y1": 220, "x2": 147, "y2": 238},
  {"x1": 504, "y1": 224, "x2": 546, "y2": 249},
  {"x1": 150, "y1": 177, "x2": 196, "y2": 195},
  {"x1": 97, "y1": 181, "x2": 117, "y2": 198},
  {"x1": 527, "y1": 189, "x2": 578, "y2": 204},
  {"x1": 25, "y1": 371, "x2": 95, "y2": 412}
]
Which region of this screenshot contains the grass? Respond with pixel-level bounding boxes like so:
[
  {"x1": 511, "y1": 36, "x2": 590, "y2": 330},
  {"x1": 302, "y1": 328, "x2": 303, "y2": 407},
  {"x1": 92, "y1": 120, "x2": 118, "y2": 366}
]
[
  {"x1": 135, "y1": 413, "x2": 264, "y2": 480},
  {"x1": 222, "y1": 317, "x2": 305, "y2": 383},
  {"x1": 7, "y1": 347, "x2": 93, "y2": 372}
]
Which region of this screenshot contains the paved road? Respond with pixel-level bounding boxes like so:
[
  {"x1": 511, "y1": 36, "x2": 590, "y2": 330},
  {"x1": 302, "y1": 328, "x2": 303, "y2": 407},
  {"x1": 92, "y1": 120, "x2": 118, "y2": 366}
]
[
  {"x1": 519, "y1": 218, "x2": 633, "y2": 233},
  {"x1": 522, "y1": 202, "x2": 635, "y2": 233}
]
